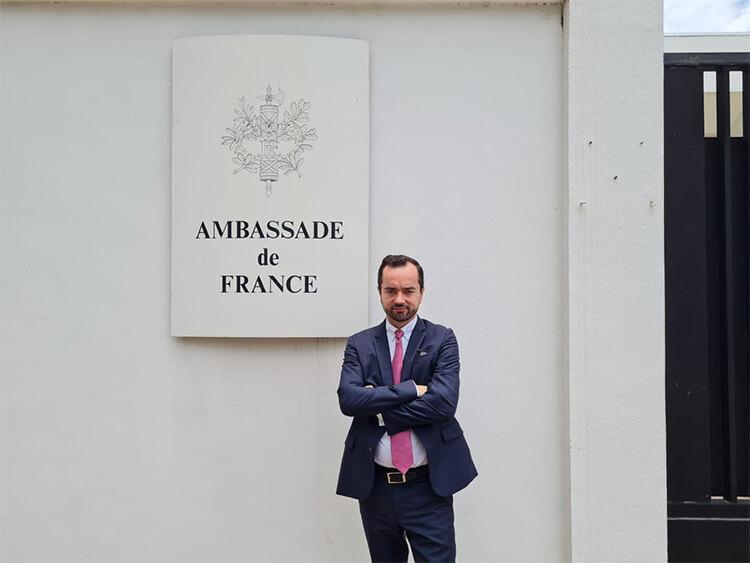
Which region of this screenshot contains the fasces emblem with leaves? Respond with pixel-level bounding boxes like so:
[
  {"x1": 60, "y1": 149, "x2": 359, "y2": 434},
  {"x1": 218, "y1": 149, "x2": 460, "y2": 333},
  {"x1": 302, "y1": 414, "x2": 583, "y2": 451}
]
[{"x1": 221, "y1": 85, "x2": 318, "y2": 197}]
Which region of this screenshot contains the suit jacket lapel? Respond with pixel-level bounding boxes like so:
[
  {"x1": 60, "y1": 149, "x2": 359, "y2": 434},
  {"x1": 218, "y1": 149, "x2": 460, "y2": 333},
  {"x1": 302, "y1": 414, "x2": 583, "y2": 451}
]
[
  {"x1": 373, "y1": 321, "x2": 393, "y2": 386},
  {"x1": 401, "y1": 317, "x2": 427, "y2": 382}
]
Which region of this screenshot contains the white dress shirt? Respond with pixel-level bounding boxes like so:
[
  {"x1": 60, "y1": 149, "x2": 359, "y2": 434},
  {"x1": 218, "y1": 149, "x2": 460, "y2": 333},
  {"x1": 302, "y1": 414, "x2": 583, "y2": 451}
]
[{"x1": 373, "y1": 315, "x2": 429, "y2": 468}]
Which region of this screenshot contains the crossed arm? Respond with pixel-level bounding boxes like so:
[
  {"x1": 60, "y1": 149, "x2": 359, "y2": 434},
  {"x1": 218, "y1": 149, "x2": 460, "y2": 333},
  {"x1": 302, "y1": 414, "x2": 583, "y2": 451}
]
[
  {"x1": 336, "y1": 329, "x2": 460, "y2": 434},
  {"x1": 336, "y1": 339, "x2": 418, "y2": 417}
]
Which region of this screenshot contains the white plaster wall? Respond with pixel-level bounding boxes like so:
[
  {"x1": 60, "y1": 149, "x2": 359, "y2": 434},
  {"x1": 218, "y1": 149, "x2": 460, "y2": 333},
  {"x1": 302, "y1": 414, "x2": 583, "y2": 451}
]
[
  {"x1": 566, "y1": 1, "x2": 666, "y2": 561},
  {"x1": 0, "y1": 4, "x2": 566, "y2": 562}
]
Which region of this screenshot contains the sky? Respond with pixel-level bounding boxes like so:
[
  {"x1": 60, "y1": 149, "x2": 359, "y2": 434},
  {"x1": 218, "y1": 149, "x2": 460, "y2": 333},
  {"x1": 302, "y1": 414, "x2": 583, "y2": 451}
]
[{"x1": 665, "y1": 0, "x2": 750, "y2": 33}]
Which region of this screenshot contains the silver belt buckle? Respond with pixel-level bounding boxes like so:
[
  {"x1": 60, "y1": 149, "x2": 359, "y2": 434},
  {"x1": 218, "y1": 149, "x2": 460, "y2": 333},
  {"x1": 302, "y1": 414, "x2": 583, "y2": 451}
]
[{"x1": 387, "y1": 471, "x2": 406, "y2": 484}]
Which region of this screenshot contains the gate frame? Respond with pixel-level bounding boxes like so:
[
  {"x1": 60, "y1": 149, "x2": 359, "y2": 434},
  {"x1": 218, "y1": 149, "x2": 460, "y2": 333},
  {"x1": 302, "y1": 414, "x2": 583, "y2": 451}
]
[{"x1": 664, "y1": 35, "x2": 750, "y2": 562}]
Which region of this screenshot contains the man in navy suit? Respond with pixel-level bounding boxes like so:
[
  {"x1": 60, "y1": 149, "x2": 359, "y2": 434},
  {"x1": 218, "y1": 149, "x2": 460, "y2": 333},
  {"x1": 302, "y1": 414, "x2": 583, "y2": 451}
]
[{"x1": 337, "y1": 254, "x2": 477, "y2": 563}]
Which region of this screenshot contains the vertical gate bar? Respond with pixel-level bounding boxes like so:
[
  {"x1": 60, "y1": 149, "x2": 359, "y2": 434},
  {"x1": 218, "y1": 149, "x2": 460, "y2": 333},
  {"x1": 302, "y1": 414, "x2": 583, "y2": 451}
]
[
  {"x1": 664, "y1": 65, "x2": 713, "y2": 502},
  {"x1": 717, "y1": 67, "x2": 738, "y2": 502}
]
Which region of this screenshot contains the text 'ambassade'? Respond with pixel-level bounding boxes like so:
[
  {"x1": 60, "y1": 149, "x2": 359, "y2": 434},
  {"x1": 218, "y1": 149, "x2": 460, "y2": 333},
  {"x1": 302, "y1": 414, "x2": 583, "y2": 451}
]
[{"x1": 195, "y1": 219, "x2": 345, "y2": 239}]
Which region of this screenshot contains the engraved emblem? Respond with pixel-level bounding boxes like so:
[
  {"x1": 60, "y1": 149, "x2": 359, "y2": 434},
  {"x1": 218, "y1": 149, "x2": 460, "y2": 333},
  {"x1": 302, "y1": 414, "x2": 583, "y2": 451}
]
[{"x1": 221, "y1": 85, "x2": 318, "y2": 197}]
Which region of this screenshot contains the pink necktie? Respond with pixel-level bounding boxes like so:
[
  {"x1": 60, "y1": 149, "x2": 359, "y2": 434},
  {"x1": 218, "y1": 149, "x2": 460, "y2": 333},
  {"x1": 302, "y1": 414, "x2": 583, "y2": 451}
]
[{"x1": 391, "y1": 329, "x2": 414, "y2": 475}]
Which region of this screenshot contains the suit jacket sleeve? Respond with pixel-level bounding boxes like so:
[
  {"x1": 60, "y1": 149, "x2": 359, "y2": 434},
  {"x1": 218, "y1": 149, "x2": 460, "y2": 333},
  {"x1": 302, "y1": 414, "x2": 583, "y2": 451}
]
[
  {"x1": 337, "y1": 336, "x2": 418, "y2": 417},
  {"x1": 382, "y1": 328, "x2": 460, "y2": 434}
]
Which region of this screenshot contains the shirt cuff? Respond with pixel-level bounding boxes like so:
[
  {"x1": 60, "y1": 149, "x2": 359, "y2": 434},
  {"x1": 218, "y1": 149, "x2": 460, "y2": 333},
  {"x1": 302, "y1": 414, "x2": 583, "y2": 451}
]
[
  {"x1": 377, "y1": 413, "x2": 385, "y2": 426},
  {"x1": 412, "y1": 380, "x2": 419, "y2": 396}
]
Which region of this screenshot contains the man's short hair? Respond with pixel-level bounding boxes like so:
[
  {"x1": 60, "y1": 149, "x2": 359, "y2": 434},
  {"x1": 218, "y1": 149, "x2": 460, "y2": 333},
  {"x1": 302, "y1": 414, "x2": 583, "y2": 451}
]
[{"x1": 377, "y1": 254, "x2": 424, "y2": 291}]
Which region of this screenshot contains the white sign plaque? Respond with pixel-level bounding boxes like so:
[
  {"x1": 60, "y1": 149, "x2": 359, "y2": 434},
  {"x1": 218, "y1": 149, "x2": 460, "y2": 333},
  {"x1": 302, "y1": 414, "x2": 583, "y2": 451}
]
[{"x1": 171, "y1": 36, "x2": 369, "y2": 337}]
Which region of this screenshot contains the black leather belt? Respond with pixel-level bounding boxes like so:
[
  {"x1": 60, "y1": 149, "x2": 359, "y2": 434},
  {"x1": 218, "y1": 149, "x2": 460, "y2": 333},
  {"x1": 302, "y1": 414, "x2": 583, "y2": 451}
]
[{"x1": 375, "y1": 464, "x2": 430, "y2": 484}]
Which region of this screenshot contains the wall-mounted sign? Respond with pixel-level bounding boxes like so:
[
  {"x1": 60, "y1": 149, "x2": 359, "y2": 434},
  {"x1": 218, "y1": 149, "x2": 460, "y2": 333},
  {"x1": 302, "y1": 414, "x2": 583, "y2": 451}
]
[{"x1": 171, "y1": 36, "x2": 369, "y2": 337}]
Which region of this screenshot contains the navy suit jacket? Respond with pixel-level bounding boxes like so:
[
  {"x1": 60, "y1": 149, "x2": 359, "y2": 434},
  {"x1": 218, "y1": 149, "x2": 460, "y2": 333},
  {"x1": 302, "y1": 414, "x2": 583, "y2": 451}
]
[{"x1": 336, "y1": 317, "x2": 477, "y2": 499}]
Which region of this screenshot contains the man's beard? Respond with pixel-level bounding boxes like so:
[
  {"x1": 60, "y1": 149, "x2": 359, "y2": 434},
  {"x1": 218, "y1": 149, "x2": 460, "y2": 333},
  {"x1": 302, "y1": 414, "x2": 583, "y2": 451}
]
[{"x1": 386, "y1": 304, "x2": 417, "y2": 323}]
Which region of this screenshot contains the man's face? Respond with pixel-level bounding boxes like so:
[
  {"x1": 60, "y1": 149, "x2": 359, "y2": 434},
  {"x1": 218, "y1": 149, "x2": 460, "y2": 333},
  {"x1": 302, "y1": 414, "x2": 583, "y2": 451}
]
[{"x1": 379, "y1": 263, "x2": 424, "y2": 328}]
